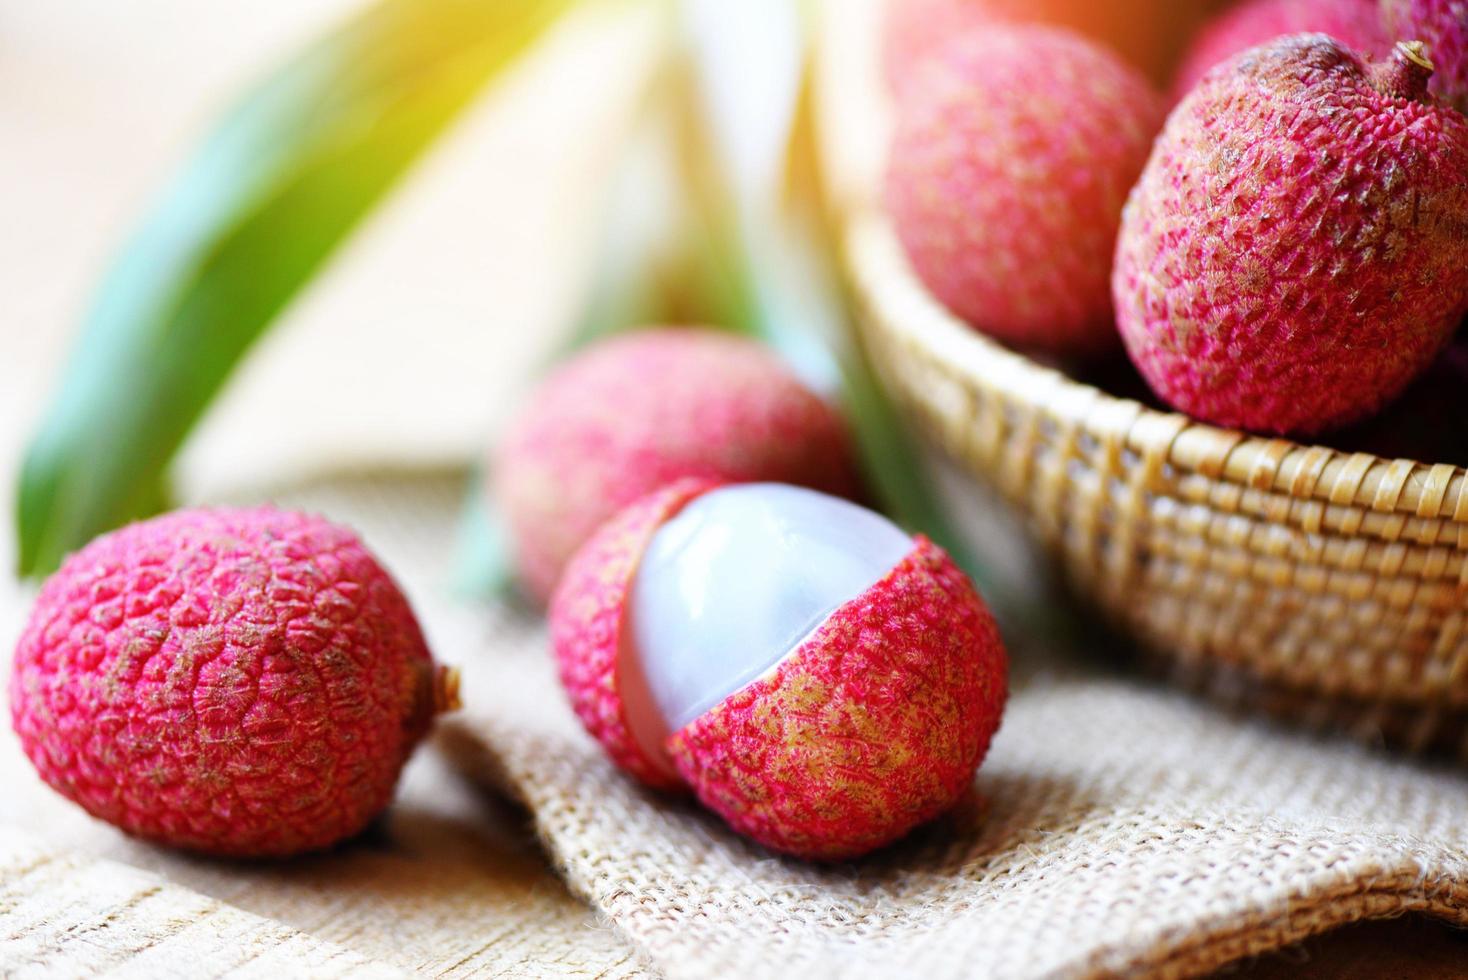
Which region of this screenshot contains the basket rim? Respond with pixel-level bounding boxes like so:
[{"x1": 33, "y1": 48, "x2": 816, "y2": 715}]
[
  {"x1": 815, "y1": 0, "x2": 1468, "y2": 526},
  {"x1": 844, "y1": 209, "x2": 1468, "y2": 525}
]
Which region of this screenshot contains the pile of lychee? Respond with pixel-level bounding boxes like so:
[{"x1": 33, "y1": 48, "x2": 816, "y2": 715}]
[
  {"x1": 885, "y1": 0, "x2": 1468, "y2": 438},
  {"x1": 497, "y1": 329, "x2": 1008, "y2": 860},
  {"x1": 10, "y1": 327, "x2": 1010, "y2": 864}
]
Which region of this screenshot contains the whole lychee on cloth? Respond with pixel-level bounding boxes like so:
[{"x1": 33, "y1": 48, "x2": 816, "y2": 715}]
[
  {"x1": 550, "y1": 479, "x2": 1007, "y2": 861},
  {"x1": 886, "y1": 24, "x2": 1165, "y2": 355},
  {"x1": 1382, "y1": 0, "x2": 1468, "y2": 111},
  {"x1": 1113, "y1": 35, "x2": 1468, "y2": 436},
  {"x1": 493, "y1": 327, "x2": 861, "y2": 604},
  {"x1": 882, "y1": 0, "x2": 1208, "y2": 89},
  {"x1": 1172, "y1": 0, "x2": 1390, "y2": 100},
  {"x1": 10, "y1": 507, "x2": 457, "y2": 858}
]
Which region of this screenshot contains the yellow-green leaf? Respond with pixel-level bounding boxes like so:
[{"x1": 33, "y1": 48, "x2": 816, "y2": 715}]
[{"x1": 17, "y1": 0, "x2": 575, "y2": 577}]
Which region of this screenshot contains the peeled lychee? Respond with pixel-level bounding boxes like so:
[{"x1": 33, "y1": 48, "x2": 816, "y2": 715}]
[
  {"x1": 10, "y1": 507, "x2": 456, "y2": 858},
  {"x1": 494, "y1": 328, "x2": 860, "y2": 604},
  {"x1": 886, "y1": 24, "x2": 1165, "y2": 355},
  {"x1": 1382, "y1": 0, "x2": 1468, "y2": 111},
  {"x1": 883, "y1": 0, "x2": 1208, "y2": 89},
  {"x1": 550, "y1": 479, "x2": 1007, "y2": 861},
  {"x1": 1172, "y1": 0, "x2": 1389, "y2": 100},
  {"x1": 1113, "y1": 36, "x2": 1468, "y2": 436}
]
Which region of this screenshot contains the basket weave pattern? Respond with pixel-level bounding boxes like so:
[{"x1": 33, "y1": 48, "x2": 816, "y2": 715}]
[{"x1": 845, "y1": 215, "x2": 1468, "y2": 753}]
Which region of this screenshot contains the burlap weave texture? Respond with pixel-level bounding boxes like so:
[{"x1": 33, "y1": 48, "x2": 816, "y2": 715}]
[
  {"x1": 224, "y1": 473, "x2": 1468, "y2": 980},
  {"x1": 8, "y1": 473, "x2": 1468, "y2": 979},
  {"x1": 403, "y1": 479, "x2": 1468, "y2": 978},
  {"x1": 446, "y1": 628, "x2": 1468, "y2": 979}
]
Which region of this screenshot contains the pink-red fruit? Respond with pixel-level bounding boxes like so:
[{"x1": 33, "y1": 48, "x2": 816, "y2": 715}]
[
  {"x1": 883, "y1": 0, "x2": 1208, "y2": 89},
  {"x1": 551, "y1": 480, "x2": 1007, "y2": 861},
  {"x1": 886, "y1": 24, "x2": 1165, "y2": 355},
  {"x1": 10, "y1": 507, "x2": 455, "y2": 858},
  {"x1": 1382, "y1": 0, "x2": 1468, "y2": 111},
  {"x1": 1172, "y1": 0, "x2": 1390, "y2": 100},
  {"x1": 1113, "y1": 36, "x2": 1468, "y2": 435},
  {"x1": 494, "y1": 328, "x2": 860, "y2": 604}
]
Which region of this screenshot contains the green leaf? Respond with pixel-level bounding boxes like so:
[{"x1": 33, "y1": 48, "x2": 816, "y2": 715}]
[
  {"x1": 16, "y1": 0, "x2": 576, "y2": 577},
  {"x1": 451, "y1": 471, "x2": 517, "y2": 601},
  {"x1": 665, "y1": 11, "x2": 982, "y2": 567},
  {"x1": 665, "y1": 8, "x2": 1079, "y2": 646},
  {"x1": 558, "y1": 85, "x2": 688, "y2": 352},
  {"x1": 455, "y1": 23, "x2": 684, "y2": 601}
]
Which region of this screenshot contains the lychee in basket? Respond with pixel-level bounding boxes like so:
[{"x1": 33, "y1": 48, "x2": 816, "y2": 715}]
[{"x1": 815, "y1": 0, "x2": 1468, "y2": 757}]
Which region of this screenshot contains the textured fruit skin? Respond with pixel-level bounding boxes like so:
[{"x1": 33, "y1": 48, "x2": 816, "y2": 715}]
[
  {"x1": 549, "y1": 478, "x2": 717, "y2": 793},
  {"x1": 1173, "y1": 0, "x2": 1389, "y2": 101},
  {"x1": 495, "y1": 329, "x2": 860, "y2": 605},
  {"x1": 882, "y1": 0, "x2": 1207, "y2": 89},
  {"x1": 1113, "y1": 36, "x2": 1468, "y2": 436},
  {"x1": 886, "y1": 25, "x2": 1164, "y2": 354},
  {"x1": 551, "y1": 480, "x2": 1007, "y2": 861},
  {"x1": 667, "y1": 536, "x2": 1006, "y2": 861},
  {"x1": 1382, "y1": 0, "x2": 1468, "y2": 111},
  {"x1": 10, "y1": 507, "x2": 441, "y2": 858}
]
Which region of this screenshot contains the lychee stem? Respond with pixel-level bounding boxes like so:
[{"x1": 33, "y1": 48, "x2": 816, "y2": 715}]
[
  {"x1": 435, "y1": 665, "x2": 462, "y2": 714},
  {"x1": 1372, "y1": 41, "x2": 1435, "y2": 102}
]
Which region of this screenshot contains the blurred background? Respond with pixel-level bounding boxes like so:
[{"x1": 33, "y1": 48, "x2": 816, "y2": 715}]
[{"x1": 1, "y1": 0, "x2": 658, "y2": 506}]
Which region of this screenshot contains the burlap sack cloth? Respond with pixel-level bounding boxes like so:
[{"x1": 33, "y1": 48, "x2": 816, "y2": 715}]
[
  {"x1": 11, "y1": 470, "x2": 1468, "y2": 978},
  {"x1": 415, "y1": 488, "x2": 1468, "y2": 980},
  {"x1": 20, "y1": 469, "x2": 1468, "y2": 979}
]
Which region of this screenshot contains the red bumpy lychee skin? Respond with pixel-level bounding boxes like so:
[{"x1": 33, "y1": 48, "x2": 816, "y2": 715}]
[
  {"x1": 1172, "y1": 0, "x2": 1389, "y2": 102},
  {"x1": 1113, "y1": 36, "x2": 1468, "y2": 436},
  {"x1": 550, "y1": 479, "x2": 1007, "y2": 861},
  {"x1": 882, "y1": 0, "x2": 1207, "y2": 90},
  {"x1": 665, "y1": 540, "x2": 1002, "y2": 861},
  {"x1": 494, "y1": 328, "x2": 860, "y2": 605},
  {"x1": 1382, "y1": 0, "x2": 1468, "y2": 112},
  {"x1": 886, "y1": 24, "x2": 1165, "y2": 355},
  {"x1": 548, "y1": 480, "x2": 712, "y2": 792},
  {"x1": 10, "y1": 507, "x2": 454, "y2": 858}
]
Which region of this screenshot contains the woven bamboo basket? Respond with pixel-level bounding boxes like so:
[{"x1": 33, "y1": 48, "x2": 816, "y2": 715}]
[{"x1": 815, "y1": 0, "x2": 1468, "y2": 756}]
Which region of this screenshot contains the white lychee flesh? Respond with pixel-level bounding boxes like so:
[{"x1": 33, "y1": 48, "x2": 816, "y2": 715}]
[{"x1": 618, "y1": 483, "x2": 913, "y2": 768}]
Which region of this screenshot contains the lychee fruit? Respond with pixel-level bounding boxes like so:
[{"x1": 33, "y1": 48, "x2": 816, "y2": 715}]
[
  {"x1": 882, "y1": 0, "x2": 1208, "y2": 90},
  {"x1": 494, "y1": 328, "x2": 861, "y2": 604},
  {"x1": 10, "y1": 507, "x2": 457, "y2": 858},
  {"x1": 550, "y1": 479, "x2": 1007, "y2": 861},
  {"x1": 1172, "y1": 0, "x2": 1390, "y2": 101},
  {"x1": 885, "y1": 24, "x2": 1165, "y2": 355},
  {"x1": 1113, "y1": 36, "x2": 1468, "y2": 436},
  {"x1": 1382, "y1": 0, "x2": 1468, "y2": 112}
]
